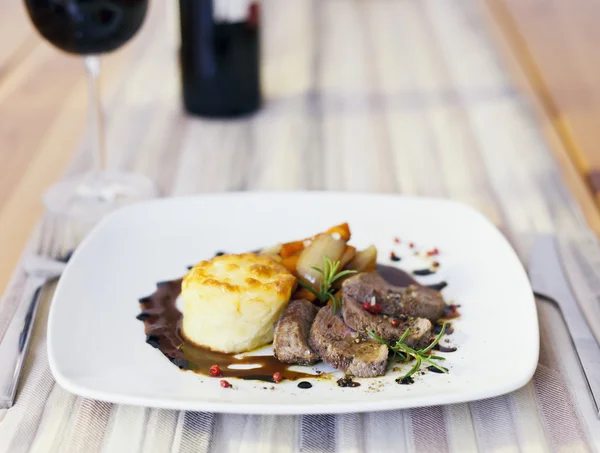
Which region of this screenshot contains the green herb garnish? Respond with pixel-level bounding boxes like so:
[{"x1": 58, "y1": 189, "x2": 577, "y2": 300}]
[
  {"x1": 367, "y1": 323, "x2": 448, "y2": 381},
  {"x1": 298, "y1": 257, "x2": 357, "y2": 313}
]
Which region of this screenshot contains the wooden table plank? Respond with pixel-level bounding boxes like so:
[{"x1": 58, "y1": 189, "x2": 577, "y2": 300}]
[
  {"x1": 485, "y1": 0, "x2": 600, "y2": 207},
  {"x1": 483, "y1": 0, "x2": 600, "y2": 236},
  {"x1": 0, "y1": 0, "x2": 168, "y2": 296},
  {"x1": 0, "y1": 2, "x2": 37, "y2": 78},
  {"x1": 0, "y1": 45, "x2": 84, "y2": 209},
  {"x1": 2, "y1": 1, "x2": 600, "y2": 450},
  {"x1": 1, "y1": 0, "x2": 600, "y2": 298}
]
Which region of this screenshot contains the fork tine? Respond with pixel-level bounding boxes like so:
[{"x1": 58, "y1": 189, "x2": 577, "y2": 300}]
[
  {"x1": 60, "y1": 218, "x2": 77, "y2": 260},
  {"x1": 55, "y1": 215, "x2": 70, "y2": 261},
  {"x1": 41, "y1": 212, "x2": 64, "y2": 260},
  {"x1": 38, "y1": 215, "x2": 53, "y2": 258},
  {"x1": 58, "y1": 213, "x2": 83, "y2": 261},
  {"x1": 45, "y1": 214, "x2": 57, "y2": 259},
  {"x1": 40, "y1": 210, "x2": 92, "y2": 262}
]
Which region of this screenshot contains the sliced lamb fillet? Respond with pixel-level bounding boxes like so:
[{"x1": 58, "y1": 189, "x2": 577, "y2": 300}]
[
  {"x1": 342, "y1": 272, "x2": 445, "y2": 322},
  {"x1": 308, "y1": 305, "x2": 388, "y2": 377},
  {"x1": 399, "y1": 285, "x2": 445, "y2": 322},
  {"x1": 341, "y1": 292, "x2": 432, "y2": 349},
  {"x1": 273, "y1": 299, "x2": 320, "y2": 366}
]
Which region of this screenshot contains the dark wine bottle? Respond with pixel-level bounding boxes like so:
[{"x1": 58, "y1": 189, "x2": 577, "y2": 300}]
[{"x1": 179, "y1": 0, "x2": 261, "y2": 118}]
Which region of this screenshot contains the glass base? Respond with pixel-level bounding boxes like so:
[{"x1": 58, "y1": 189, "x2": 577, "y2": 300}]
[{"x1": 43, "y1": 171, "x2": 158, "y2": 227}]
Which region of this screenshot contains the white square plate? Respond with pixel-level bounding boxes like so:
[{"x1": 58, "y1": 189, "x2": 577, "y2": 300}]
[{"x1": 48, "y1": 193, "x2": 538, "y2": 414}]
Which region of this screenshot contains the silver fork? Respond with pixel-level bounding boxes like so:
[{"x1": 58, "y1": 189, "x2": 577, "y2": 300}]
[{"x1": 0, "y1": 218, "x2": 69, "y2": 409}]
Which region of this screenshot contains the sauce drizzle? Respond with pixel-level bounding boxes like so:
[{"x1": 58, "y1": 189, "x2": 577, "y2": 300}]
[
  {"x1": 413, "y1": 268, "x2": 436, "y2": 276},
  {"x1": 137, "y1": 279, "x2": 314, "y2": 382},
  {"x1": 427, "y1": 281, "x2": 448, "y2": 291},
  {"x1": 138, "y1": 263, "x2": 455, "y2": 383}
]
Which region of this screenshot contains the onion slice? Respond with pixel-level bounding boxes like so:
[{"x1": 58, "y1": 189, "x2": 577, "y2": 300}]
[{"x1": 296, "y1": 234, "x2": 346, "y2": 290}]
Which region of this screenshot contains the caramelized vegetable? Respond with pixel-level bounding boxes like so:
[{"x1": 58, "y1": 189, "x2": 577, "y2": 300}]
[
  {"x1": 281, "y1": 254, "x2": 300, "y2": 273},
  {"x1": 260, "y1": 243, "x2": 282, "y2": 256},
  {"x1": 338, "y1": 246, "x2": 356, "y2": 270},
  {"x1": 280, "y1": 241, "x2": 304, "y2": 259},
  {"x1": 332, "y1": 246, "x2": 357, "y2": 289},
  {"x1": 346, "y1": 245, "x2": 377, "y2": 272},
  {"x1": 278, "y1": 223, "x2": 351, "y2": 259},
  {"x1": 325, "y1": 223, "x2": 351, "y2": 241},
  {"x1": 296, "y1": 234, "x2": 346, "y2": 291},
  {"x1": 292, "y1": 287, "x2": 317, "y2": 302}
]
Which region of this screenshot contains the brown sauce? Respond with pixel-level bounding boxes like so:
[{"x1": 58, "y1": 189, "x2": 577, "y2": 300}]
[
  {"x1": 427, "y1": 281, "x2": 448, "y2": 291},
  {"x1": 138, "y1": 264, "x2": 454, "y2": 383},
  {"x1": 433, "y1": 344, "x2": 457, "y2": 353},
  {"x1": 441, "y1": 304, "x2": 461, "y2": 320},
  {"x1": 427, "y1": 365, "x2": 448, "y2": 374},
  {"x1": 434, "y1": 323, "x2": 454, "y2": 335},
  {"x1": 377, "y1": 265, "x2": 447, "y2": 292},
  {"x1": 413, "y1": 268, "x2": 436, "y2": 276},
  {"x1": 397, "y1": 376, "x2": 414, "y2": 385},
  {"x1": 376, "y1": 264, "x2": 417, "y2": 286},
  {"x1": 138, "y1": 279, "x2": 314, "y2": 382}
]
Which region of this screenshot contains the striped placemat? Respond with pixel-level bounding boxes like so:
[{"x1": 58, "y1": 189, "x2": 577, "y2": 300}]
[{"x1": 1, "y1": 0, "x2": 600, "y2": 451}]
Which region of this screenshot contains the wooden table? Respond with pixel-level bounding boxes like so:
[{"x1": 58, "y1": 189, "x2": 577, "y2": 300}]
[
  {"x1": 0, "y1": 0, "x2": 179, "y2": 295},
  {"x1": 487, "y1": 0, "x2": 600, "y2": 206},
  {"x1": 0, "y1": 0, "x2": 600, "y2": 294},
  {"x1": 2, "y1": 0, "x2": 600, "y2": 299},
  {"x1": 1, "y1": 1, "x2": 600, "y2": 450}
]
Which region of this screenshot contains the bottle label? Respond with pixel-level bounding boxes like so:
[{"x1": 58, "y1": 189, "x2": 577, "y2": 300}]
[{"x1": 213, "y1": 0, "x2": 255, "y2": 23}]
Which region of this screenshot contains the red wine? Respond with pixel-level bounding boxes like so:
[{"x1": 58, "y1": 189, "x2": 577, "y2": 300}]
[
  {"x1": 179, "y1": 0, "x2": 261, "y2": 118},
  {"x1": 24, "y1": 0, "x2": 148, "y2": 55}
]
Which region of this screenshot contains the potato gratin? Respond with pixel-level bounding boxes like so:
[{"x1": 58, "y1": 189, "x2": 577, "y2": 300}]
[{"x1": 182, "y1": 253, "x2": 296, "y2": 353}]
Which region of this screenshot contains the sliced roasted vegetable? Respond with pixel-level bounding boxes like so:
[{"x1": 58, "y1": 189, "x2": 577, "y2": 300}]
[
  {"x1": 346, "y1": 245, "x2": 377, "y2": 273},
  {"x1": 278, "y1": 223, "x2": 351, "y2": 259},
  {"x1": 332, "y1": 246, "x2": 357, "y2": 289},
  {"x1": 292, "y1": 286, "x2": 317, "y2": 302},
  {"x1": 280, "y1": 241, "x2": 305, "y2": 258},
  {"x1": 260, "y1": 243, "x2": 282, "y2": 256},
  {"x1": 281, "y1": 254, "x2": 300, "y2": 273},
  {"x1": 325, "y1": 223, "x2": 351, "y2": 241},
  {"x1": 296, "y1": 234, "x2": 346, "y2": 291},
  {"x1": 338, "y1": 245, "x2": 356, "y2": 270}
]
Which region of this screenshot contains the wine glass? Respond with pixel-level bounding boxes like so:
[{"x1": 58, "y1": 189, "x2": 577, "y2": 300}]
[{"x1": 23, "y1": 0, "x2": 158, "y2": 228}]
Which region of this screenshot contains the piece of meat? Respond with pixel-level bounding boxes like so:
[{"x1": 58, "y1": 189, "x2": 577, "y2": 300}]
[
  {"x1": 398, "y1": 285, "x2": 446, "y2": 322},
  {"x1": 342, "y1": 272, "x2": 445, "y2": 322},
  {"x1": 273, "y1": 299, "x2": 320, "y2": 365},
  {"x1": 341, "y1": 292, "x2": 432, "y2": 349},
  {"x1": 308, "y1": 306, "x2": 388, "y2": 377}
]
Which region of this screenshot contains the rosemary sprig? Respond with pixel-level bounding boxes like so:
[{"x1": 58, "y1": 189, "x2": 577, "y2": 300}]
[
  {"x1": 298, "y1": 256, "x2": 357, "y2": 313},
  {"x1": 367, "y1": 322, "x2": 448, "y2": 381}
]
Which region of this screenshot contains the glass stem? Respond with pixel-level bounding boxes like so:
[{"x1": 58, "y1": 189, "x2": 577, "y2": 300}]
[{"x1": 84, "y1": 56, "x2": 107, "y2": 173}]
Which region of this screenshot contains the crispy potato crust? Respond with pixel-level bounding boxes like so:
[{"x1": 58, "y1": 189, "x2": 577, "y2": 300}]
[{"x1": 182, "y1": 254, "x2": 296, "y2": 353}]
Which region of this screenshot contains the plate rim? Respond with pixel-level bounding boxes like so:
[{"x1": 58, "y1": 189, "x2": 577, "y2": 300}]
[
  {"x1": 50, "y1": 366, "x2": 535, "y2": 414},
  {"x1": 47, "y1": 191, "x2": 539, "y2": 414}
]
